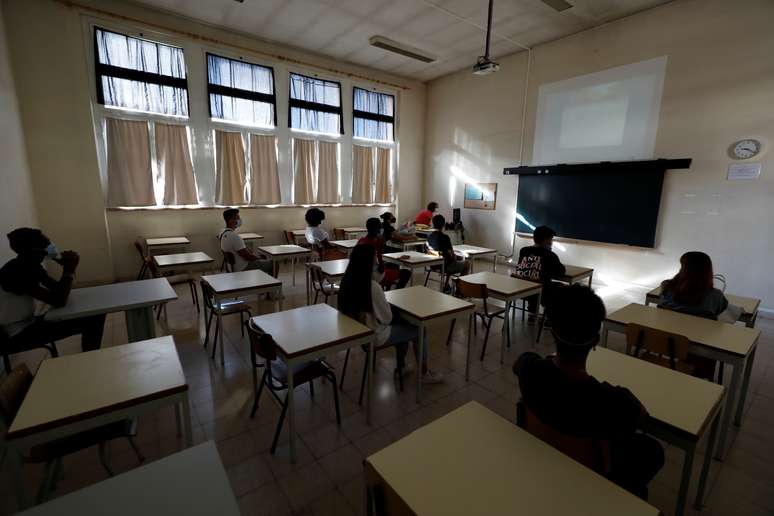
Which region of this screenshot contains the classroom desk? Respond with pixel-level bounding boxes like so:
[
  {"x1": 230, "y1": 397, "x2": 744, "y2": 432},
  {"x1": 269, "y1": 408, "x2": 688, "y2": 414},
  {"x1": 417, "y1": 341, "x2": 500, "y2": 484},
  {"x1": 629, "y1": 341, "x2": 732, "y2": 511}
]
[
  {"x1": 364, "y1": 401, "x2": 658, "y2": 516},
  {"x1": 602, "y1": 303, "x2": 760, "y2": 459},
  {"x1": 330, "y1": 239, "x2": 359, "y2": 256},
  {"x1": 558, "y1": 264, "x2": 594, "y2": 287},
  {"x1": 645, "y1": 286, "x2": 761, "y2": 328},
  {"x1": 145, "y1": 236, "x2": 190, "y2": 256},
  {"x1": 386, "y1": 239, "x2": 427, "y2": 252},
  {"x1": 305, "y1": 259, "x2": 348, "y2": 304},
  {"x1": 19, "y1": 441, "x2": 239, "y2": 516},
  {"x1": 257, "y1": 244, "x2": 312, "y2": 286},
  {"x1": 385, "y1": 286, "x2": 473, "y2": 398},
  {"x1": 415, "y1": 228, "x2": 463, "y2": 245},
  {"x1": 6, "y1": 336, "x2": 191, "y2": 508},
  {"x1": 383, "y1": 251, "x2": 444, "y2": 286},
  {"x1": 460, "y1": 272, "x2": 542, "y2": 364},
  {"x1": 336, "y1": 226, "x2": 367, "y2": 238},
  {"x1": 454, "y1": 245, "x2": 497, "y2": 272},
  {"x1": 250, "y1": 304, "x2": 374, "y2": 463},
  {"x1": 154, "y1": 251, "x2": 214, "y2": 270},
  {"x1": 291, "y1": 229, "x2": 306, "y2": 244},
  {"x1": 588, "y1": 347, "x2": 724, "y2": 515},
  {"x1": 202, "y1": 270, "x2": 283, "y2": 365},
  {"x1": 45, "y1": 278, "x2": 177, "y2": 342},
  {"x1": 239, "y1": 232, "x2": 264, "y2": 241}
]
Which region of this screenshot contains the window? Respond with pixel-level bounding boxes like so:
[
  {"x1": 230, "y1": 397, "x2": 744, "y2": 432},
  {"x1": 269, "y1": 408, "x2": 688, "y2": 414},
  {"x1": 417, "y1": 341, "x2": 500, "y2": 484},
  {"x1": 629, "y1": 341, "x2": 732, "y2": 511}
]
[
  {"x1": 353, "y1": 87, "x2": 395, "y2": 142},
  {"x1": 94, "y1": 27, "x2": 189, "y2": 116},
  {"x1": 288, "y1": 73, "x2": 342, "y2": 135},
  {"x1": 207, "y1": 53, "x2": 276, "y2": 127}
]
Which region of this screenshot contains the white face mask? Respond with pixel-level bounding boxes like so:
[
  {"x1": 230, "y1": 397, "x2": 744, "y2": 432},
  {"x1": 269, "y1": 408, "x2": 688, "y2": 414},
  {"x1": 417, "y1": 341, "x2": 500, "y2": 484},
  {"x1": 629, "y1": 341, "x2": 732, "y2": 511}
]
[
  {"x1": 45, "y1": 243, "x2": 59, "y2": 260},
  {"x1": 235, "y1": 218, "x2": 242, "y2": 228}
]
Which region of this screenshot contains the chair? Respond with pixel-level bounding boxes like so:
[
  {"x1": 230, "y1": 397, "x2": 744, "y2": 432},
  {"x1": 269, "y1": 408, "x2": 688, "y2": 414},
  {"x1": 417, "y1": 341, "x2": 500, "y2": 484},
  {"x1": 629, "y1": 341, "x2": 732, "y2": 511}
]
[
  {"x1": 454, "y1": 278, "x2": 509, "y2": 361},
  {"x1": 245, "y1": 321, "x2": 341, "y2": 454},
  {"x1": 334, "y1": 228, "x2": 347, "y2": 240},
  {"x1": 516, "y1": 400, "x2": 611, "y2": 476},
  {"x1": 134, "y1": 239, "x2": 150, "y2": 280},
  {"x1": 221, "y1": 250, "x2": 236, "y2": 273},
  {"x1": 0, "y1": 329, "x2": 59, "y2": 375},
  {"x1": 0, "y1": 365, "x2": 144, "y2": 503},
  {"x1": 307, "y1": 265, "x2": 340, "y2": 304},
  {"x1": 625, "y1": 323, "x2": 694, "y2": 374},
  {"x1": 339, "y1": 338, "x2": 408, "y2": 405},
  {"x1": 200, "y1": 280, "x2": 252, "y2": 360},
  {"x1": 283, "y1": 230, "x2": 297, "y2": 245},
  {"x1": 147, "y1": 257, "x2": 200, "y2": 315}
]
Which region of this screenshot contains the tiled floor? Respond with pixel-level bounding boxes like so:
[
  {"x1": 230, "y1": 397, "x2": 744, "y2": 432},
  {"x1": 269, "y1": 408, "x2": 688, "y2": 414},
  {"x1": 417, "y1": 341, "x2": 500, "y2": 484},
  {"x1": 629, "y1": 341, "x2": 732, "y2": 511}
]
[{"x1": 1, "y1": 265, "x2": 773, "y2": 516}]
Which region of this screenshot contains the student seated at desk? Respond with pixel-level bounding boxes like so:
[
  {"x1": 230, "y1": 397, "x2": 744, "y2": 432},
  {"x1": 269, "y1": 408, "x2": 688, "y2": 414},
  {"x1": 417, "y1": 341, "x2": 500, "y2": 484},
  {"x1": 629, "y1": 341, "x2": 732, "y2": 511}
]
[
  {"x1": 427, "y1": 214, "x2": 471, "y2": 293},
  {"x1": 219, "y1": 209, "x2": 273, "y2": 275},
  {"x1": 359, "y1": 218, "x2": 411, "y2": 289},
  {"x1": 0, "y1": 228, "x2": 105, "y2": 353},
  {"x1": 414, "y1": 202, "x2": 438, "y2": 227},
  {"x1": 513, "y1": 284, "x2": 664, "y2": 500},
  {"x1": 338, "y1": 244, "x2": 443, "y2": 383},
  {"x1": 304, "y1": 208, "x2": 345, "y2": 260},
  {"x1": 380, "y1": 211, "x2": 413, "y2": 253},
  {"x1": 512, "y1": 225, "x2": 565, "y2": 318}
]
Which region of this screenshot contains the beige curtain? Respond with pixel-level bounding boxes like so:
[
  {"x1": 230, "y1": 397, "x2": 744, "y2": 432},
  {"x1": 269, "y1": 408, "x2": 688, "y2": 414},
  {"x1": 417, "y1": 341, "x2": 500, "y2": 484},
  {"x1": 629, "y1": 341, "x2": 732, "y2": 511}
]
[
  {"x1": 250, "y1": 134, "x2": 281, "y2": 205},
  {"x1": 215, "y1": 130, "x2": 247, "y2": 205},
  {"x1": 106, "y1": 118, "x2": 155, "y2": 207},
  {"x1": 352, "y1": 145, "x2": 374, "y2": 204},
  {"x1": 293, "y1": 138, "x2": 316, "y2": 204},
  {"x1": 316, "y1": 141, "x2": 339, "y2": 204},
  {"x1": 374, "y1": 147, "x2": 392, "y2": 203},
  {"x1": 155, "y1": 123, "x2": 198, "y2": 205}
]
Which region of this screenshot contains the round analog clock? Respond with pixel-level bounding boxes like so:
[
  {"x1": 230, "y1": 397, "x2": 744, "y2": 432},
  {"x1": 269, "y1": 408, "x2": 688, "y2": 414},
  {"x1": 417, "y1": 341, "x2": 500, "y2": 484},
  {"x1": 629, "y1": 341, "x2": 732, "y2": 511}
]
[{"x1": 730, "y1": 139, "x2": 761, "y2": 160}]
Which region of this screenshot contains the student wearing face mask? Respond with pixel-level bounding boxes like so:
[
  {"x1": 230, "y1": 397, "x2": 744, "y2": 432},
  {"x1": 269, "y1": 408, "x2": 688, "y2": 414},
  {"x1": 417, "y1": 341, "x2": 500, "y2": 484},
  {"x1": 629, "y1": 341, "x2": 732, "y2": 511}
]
[
  {"x1": 358, "y1": 217, "x2": 411, "y2": 289},
  {"x1": 219, "y1": 208, "x2": 273, "y2": 275},
  {"x1": 0, "y1": 227, "x2": 106, "y2": 354},
  {"x1": 512, "y1": 225, "x2": 565, "y2": 317}
]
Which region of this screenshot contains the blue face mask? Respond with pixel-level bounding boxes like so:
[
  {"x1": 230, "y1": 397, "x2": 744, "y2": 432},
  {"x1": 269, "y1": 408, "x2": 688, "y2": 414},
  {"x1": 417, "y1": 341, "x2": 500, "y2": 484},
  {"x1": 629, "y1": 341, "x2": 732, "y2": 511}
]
[
  {"x1": 45, "y1": 243, "x2": 59, "y2": 260},
  {"x1": 235, "y1": 218, "x2": 242, "y2": 229}
]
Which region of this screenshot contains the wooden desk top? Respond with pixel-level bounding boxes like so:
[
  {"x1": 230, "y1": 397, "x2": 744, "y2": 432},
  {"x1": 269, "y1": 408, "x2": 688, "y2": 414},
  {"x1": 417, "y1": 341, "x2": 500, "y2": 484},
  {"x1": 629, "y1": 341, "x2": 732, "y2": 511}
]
[
  {"x1": 454, "y1": 245, "x2": 497, "y2": 256},
  {"x1": 8, "y1": 336, "x2": 187, "y2": 440},
  {"x1": 607, "y1": 303, "x2": 760, "y2": 357},
  {"x1": 145, "y1": 236, "x2": 190, "y2": 247},
  {"x1": 460, "y1": 272, "x2": 541, "y2": 298},
  {"x1": 258, "y1": 244, "x2": 312, "y2": 257},
  {"x1": 560, "y1": 264, "x2": 594, "y2": 280},
  {"x1": 291, "y1": 229, "x2": 306, "y2": 237},
  {"x1": 330, "y1": 239, "x2": 359, "y2": 249},
  {"x1": 366, "y1": 401, "x2": 658, "y2": 516},
  {"x1": 250, "y1": 304, "x2": 373, "y2": 359},
  {"x1": 154, "y1": 252, "x2": 214, "y2": 268},
  {"x1": 337, "y1": 226, "x2": 367, "y2": 233},
  {"x1": 588, "y1": 347, "x2": 724, "y2": 439},
  {"x1": 383, "y1": 251, "x2": 444, "y2": 266},
  {"x1": 239, "y1": 232, "x2": 264, "y2": 240},
  {"x1": 309, "y1": 259, "x2": 349, "y2": 277},
  {"x1": 385, "y1": 286, "x2": 473, "y2": 321},
  {"x1": 646, "y1": 286, "x2": 761, "y2": 315},
  {"x1": 46, "y1": 278, "x2": 178, "y2": 322},
  {"x1": 203, "y1": 270, "x2": 281, "y2": 295},
  {"x1": 19, "y1": 442, "x2": 239, "y2": 516}
]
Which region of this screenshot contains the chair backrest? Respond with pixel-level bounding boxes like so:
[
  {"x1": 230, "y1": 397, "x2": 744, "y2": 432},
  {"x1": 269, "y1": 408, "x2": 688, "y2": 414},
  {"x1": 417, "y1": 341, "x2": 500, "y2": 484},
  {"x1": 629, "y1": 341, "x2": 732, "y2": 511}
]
[
  {"x1": 134, "y1": 240, "x2": 147, "y2": 260},
  {"x1": 334, "y1": 228, "x2": 346, "y2": 240},
  {"x1": 222, "y1": 251, "x2": 236, "y2": 273},
  {"x1": 0, "y1": 364, "x2": 33, "y2": 432},
  {"x1": 307, "y1": 265, "x2": 324, "y2": 291},
  {"x1": 455, "y1": 278, "x2": 487, "y2": 300},
  {"x1": 246, "y1": 320, "x2": 278, "y2": 361},
  {"x1": 516, "y1": 401, "x2": 612, "y2": 476},
  {"x1": 713, "y1": 274, "x2": 727, "y2": 292},
  {"x1": 199, "y1": 279, "x2": 216, "y2": 311},
  {"x1": 146, "y1": 256, "x2": 161, "y2": 278},
  {"x1": 283, "y1": 230, "x2": 296, "y2": 245},
  {"x1": 625, "y1": 323, "x2": 690, "y2": 369}
]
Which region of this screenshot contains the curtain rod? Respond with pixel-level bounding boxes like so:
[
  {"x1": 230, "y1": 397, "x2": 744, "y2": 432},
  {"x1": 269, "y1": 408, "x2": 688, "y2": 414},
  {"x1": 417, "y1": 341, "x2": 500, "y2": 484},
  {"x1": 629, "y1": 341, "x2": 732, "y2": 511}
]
[{"x1": 56, "y1": 0, "x2": 411, "y2": 91}]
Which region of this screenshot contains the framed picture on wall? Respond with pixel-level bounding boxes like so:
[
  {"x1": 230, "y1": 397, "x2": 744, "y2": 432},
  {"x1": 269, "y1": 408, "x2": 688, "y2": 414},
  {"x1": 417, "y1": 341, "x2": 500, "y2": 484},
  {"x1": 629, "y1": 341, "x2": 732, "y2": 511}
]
[{"x1": 463, "y1": 183, "x2": 497, "y2": 210}]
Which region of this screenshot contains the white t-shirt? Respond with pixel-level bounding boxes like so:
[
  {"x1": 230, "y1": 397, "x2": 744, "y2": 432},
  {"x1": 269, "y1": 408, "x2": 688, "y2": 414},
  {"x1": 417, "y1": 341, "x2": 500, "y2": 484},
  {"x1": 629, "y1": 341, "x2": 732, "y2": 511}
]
[
  {"x1": 305, "y1": 226, "x2": 329, "y2": 245},
  {"x1": 362, "y1": 280, "x2": 392, "y2": 346},
  {"x1": 219, "y1": 229, "x2": 248, "y2": 272}
]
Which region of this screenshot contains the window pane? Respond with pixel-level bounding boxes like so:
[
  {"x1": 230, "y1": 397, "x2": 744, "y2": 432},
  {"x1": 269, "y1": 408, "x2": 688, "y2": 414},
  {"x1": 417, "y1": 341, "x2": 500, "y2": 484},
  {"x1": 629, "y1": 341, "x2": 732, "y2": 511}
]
[
  {"x1": 289, "y1": 73, "x2": 340, "y2": 107},
  {"x1": 96, "y1": 29, "x2": 186, "y2": 79},
  {"x1": 291, "y1": 107, "x2": 340, "y2": 135},
  {"x1": 354, "y1": 117, "x2": 393, "y2": 142},
  {"x1": 101, "y1": 76, "x2": 189, "y2": 116},
  {"x1": 207, "y1": 54, "x2": 274, "y2": 95},
  {"x1": 354, "y1": 87, "x2": 394, "y2": 117},
  {"x1": 209, "y1": 94, "x2": 274, "y2": 127}
]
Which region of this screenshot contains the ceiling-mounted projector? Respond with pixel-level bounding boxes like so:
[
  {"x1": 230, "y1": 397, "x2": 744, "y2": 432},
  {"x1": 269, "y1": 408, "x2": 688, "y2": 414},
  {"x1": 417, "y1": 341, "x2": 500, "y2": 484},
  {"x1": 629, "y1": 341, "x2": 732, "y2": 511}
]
[{"x1": 473, "y1": 0, "x2": 499, "y2": 76}]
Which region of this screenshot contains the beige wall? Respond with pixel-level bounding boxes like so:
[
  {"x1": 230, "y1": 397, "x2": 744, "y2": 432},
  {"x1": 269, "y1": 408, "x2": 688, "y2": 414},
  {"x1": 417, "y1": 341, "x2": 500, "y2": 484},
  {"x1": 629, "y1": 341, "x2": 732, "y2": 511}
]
[
  {"x1": 0, "y1": 3, "x2": 38, "y2": 263},
  {"x1": 3, "y1": 0, "x2": 425, "y2": 283},
  {"x1": 425, "y1": 0, "x2": 774, "y2": 311}
]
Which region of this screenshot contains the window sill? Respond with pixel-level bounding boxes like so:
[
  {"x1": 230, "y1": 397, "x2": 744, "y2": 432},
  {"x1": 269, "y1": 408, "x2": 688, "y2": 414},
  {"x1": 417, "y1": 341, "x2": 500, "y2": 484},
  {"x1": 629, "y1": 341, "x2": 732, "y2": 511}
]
[{"x1": 106, "y1": 203, "x2": 395, "y2": 212}]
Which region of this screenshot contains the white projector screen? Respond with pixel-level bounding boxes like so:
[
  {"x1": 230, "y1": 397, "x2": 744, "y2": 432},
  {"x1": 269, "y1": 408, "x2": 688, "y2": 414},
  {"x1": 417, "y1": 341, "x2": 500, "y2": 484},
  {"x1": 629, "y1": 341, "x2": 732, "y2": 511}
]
[{"x1": 532, "y1": 56, "x2": 668, "y2": 165}]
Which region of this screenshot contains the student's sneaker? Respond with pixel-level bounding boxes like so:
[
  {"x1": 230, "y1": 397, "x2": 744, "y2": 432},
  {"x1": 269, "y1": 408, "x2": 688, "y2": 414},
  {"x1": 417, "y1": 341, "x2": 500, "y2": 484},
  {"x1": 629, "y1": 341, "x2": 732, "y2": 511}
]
[{"x1": 421, "y1": 370, "x2": 444, "y2": 384}]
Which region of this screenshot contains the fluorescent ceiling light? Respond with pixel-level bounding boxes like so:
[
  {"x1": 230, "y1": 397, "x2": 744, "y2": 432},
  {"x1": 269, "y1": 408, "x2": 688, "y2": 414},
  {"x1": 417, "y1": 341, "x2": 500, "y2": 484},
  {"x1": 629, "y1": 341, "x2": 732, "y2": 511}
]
[{"x1": 369, "y1": 36, "x2": 436, "y2": 63}]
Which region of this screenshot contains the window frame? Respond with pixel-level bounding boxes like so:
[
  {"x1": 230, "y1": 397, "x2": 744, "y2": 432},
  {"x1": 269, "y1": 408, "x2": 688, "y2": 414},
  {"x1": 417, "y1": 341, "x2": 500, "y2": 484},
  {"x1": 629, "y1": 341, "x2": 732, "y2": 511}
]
[
  {"x1": 288, "y1": 72, "x2": 344, "y2": 135},
  {"x1": 93, "y1": 26, "x2": 190, "y2": 117},
  {"x1": 352, "y1": 86, "x2": 395, "y2": 142},
  {"x1": 206, "y1": 52, "x2": 278, "y2": 128}
]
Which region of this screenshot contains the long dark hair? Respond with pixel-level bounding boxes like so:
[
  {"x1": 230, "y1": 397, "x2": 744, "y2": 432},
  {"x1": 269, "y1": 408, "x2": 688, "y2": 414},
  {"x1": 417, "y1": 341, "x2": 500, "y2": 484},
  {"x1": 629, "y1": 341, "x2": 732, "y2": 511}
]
[
  {"x1": 338, "y1": 244, "x2": 375, "y2": 317},
  {"x1": 662, "y1": 251, "x2": 714, "y2": 305}
]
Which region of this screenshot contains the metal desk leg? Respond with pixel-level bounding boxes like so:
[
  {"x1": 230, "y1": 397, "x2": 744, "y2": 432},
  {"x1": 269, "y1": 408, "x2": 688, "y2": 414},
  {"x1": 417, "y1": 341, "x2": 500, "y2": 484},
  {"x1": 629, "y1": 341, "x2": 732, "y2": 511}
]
[
  {"x1": 695, "y1": 410, "x2": 721, "y2": 510},
  {"x1": 416, "y1": 324, "x2": 425, "y2": 403},
  {"x1": 10, "y1": 449, "x2": 27, "y2": 509},
  {"x1": 716, "y1": 360, "x2": 742, "y2": 459},
  {"x1": 500, "y1": 300, "x2": 511, "y2": 365},
  {"x1": 125, "y1": 306, "x2": 156, "y2": 342},
  {"x1": 675, "y1": 442, "x2": 695, "y2": 516},
  {"x1": 287, "y1": 363, "x2": 296, "y2": 463},
  {"x1": 600, "y1": 324, "x2": 610, "y2": 348},
  {"x1": 306, "y1": 267, "x2": 311, "y2": 305},
  {"x1": 465, "y1": 312, "x2": 473, "y2": 381},
  {"x1": 181, "y1": 394, "x2": 193, "y2": 447},
  {"x1": 735, "y1": 346, "x2": 757, "y2": 426},
  {"x1": 292, "y1": 256, "x2": 296, "y2": 286},
  {"x1": 276, "y1": 286, "x2": 283, "y2": 312},
  {"x1": 175, "y1": 403, "x2": 182, "y2": 437},
  {"x1": 367, "y1": 338, "x2": 375, "y2": 425},
  {"x1": 217, "y1": 304, "x2": 225, "y2": 366},
  {"x1": 588, "y1": 273, "x2": 593, "y2": 288}
]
